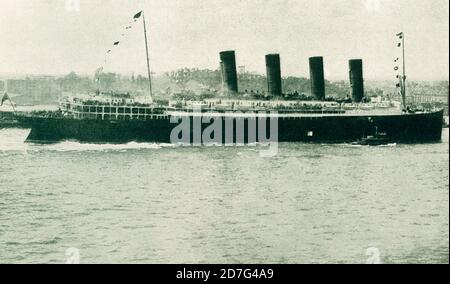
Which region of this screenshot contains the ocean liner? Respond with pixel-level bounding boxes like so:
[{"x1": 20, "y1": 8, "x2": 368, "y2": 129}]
[{"x1": 14, "y1": 11, "x2": 443, "y2": 144}]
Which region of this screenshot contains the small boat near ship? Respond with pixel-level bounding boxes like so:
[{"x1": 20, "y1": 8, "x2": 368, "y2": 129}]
[{"x1": 351, "y1": 127, "x2": 391, "y2": 146}]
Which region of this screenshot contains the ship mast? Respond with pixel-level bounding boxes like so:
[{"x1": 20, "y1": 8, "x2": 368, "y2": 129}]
[
  {"x1": 401, "y1": 33, "x2": 406, "y2": 109},
  {"x1": 398, "y1": 32, "x2": 407, "y2": 110},
  {"x1": 142, "y1": 11, "x2": 154, "y2": 103}
]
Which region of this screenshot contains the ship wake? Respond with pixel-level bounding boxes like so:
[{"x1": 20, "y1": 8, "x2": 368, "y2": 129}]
[{"x1": 42, "y1": 141, "x2": 176, "y2": 152}]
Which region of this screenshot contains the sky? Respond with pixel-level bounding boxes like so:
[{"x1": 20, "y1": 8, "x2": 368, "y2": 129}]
[{"x1": 0, "y1": 0, "x2": 448, "y2": 80}]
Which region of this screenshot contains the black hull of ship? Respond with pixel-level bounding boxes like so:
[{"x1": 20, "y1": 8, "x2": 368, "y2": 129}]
[
  {"x1": 21, "y1": 110, "x2": 444, "y2": 144},
  {"x1": 0, "y1": 111, "x2": 23, "y2": 129}
]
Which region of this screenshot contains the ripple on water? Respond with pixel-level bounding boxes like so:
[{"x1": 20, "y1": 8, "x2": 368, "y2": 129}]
[{"x1": 0, "y1": 128, "x2": 448, "y2": 263}]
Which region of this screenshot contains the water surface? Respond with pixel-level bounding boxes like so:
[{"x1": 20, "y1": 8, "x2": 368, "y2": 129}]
[{"x1": 0, "y1": 128, "x2": 448, "y2": 263}]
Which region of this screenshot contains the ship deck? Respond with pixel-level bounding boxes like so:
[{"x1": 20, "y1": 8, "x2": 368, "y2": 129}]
[{"x1": 166, "y1": 109, "x2": 427, "y2": 118}]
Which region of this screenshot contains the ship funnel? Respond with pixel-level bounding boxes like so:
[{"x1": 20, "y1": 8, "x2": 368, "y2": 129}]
[
  {"x1": 349, "y1": 59, "x2": 364, "y2": 103},
  {"x1": 220, "y1": 50, "x2": 238, "y2": 94},
  {"x1": 265, "y1": 54, "x2": 282, "y2": 96},
  {"x1": 309, "y1": 56, "x2": 325, "y2": 100}
]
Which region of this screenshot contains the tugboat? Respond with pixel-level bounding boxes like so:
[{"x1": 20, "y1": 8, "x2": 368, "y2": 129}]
[{"x1": 352, "y1": 127, "x2": 391, "y2": 146}]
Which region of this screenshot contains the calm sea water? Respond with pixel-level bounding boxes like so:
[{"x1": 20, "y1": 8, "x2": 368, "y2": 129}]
[{"x1": 0, "y1": 128, "x2": 448, "y2": 264}]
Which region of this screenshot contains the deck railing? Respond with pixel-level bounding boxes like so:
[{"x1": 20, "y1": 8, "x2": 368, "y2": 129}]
[{"x1": 61, "y1": 101, "x2": 346, "y2": 120}]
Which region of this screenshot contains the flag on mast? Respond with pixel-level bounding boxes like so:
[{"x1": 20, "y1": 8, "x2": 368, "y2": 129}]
[{"x1": 133, "y1": 11, "x2": 142, "y2": 20}]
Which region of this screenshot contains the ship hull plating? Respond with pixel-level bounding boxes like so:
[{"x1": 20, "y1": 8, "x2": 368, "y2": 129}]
[{"x1": 22, "y1": 110, "x2": 444, "y2": 144}]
